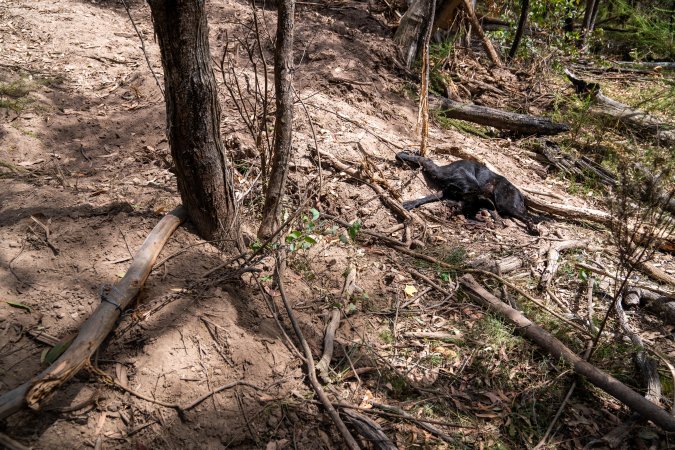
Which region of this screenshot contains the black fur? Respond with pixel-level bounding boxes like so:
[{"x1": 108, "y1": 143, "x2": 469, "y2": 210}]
[{"x1": 397, "y1": 151, "x2": 541, "y2": 235}]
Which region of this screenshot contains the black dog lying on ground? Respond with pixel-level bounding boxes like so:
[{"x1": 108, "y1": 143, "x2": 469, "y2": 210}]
[{"x1": 397, "y1": 151, "x2": 541, "y2": 235}]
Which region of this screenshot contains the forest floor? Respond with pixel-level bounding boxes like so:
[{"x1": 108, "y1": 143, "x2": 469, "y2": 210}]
[{"x1": 0, "y1": 0, "x2": 673, "y2": 449}]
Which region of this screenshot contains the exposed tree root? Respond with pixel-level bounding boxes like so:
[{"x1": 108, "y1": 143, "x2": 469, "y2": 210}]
[{"x1": 0, "y1": 206, "x2": 188, "y2": 420}]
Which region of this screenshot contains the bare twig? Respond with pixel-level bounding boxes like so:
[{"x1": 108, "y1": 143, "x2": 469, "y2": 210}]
[
  {"x1": 275, "y1": 255, "x2": 361, "y2": 450},
  {"x1": 120, "y1": 0, "x2": 164, "y2": 97}
]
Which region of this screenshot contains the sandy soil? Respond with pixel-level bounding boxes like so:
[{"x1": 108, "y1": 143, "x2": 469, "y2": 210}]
[{"x1": 1, "y1": 0, "x2": 673, "y2": 449}]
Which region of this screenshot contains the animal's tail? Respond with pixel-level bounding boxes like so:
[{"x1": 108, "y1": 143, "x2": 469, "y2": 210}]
[{"x1": 395, "y1": 151, "x2": 424, "y2": 168}]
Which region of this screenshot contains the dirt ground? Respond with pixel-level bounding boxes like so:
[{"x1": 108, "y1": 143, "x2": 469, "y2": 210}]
[{"x1": 1, "y1": 0, "x2": 673, "y2": 449}]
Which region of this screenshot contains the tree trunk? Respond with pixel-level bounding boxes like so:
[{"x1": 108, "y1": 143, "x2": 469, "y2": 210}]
[
  {"x1": 508, "y1": 0, "x2": 529, "y2": 60},
  {"x1": 259, "y1": 0, "x2": 296, "y2": 239},
  {"x1": 147, "y1": 0, "x2": 242, "y2": 247},
  {"x1": 460, "y1": 0, "x2": 503, "y2": 66},
  {"x1": 395, "y1": 0, "x2": 460, "y2": 68}
]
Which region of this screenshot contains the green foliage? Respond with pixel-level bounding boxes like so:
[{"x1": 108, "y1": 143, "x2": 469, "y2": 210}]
[
  {"x1": 285, "y1": 208, "x2": 320, "y2": 253},
  {"x1": 603, "y1": 0, "x2": 674, "y2": 60}
]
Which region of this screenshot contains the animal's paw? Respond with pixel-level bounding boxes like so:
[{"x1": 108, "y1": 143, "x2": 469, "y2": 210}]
[
  {"x1": 526, "y1": 221, "x2": 541, "y2": 236},
  {"x1": 402, "y1": 201, "x2": 417, "y2": 211},
  {"x1": 396, "y1": 151, "x2": 420, "y2": 165}
]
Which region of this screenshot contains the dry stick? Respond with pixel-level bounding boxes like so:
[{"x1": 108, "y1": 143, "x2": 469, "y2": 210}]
[
  {"x1": 408, "y1": 267, "x2": 454, "y2": 295},
  {"x1": 341, "y1": 409, "x2": 397, "y2": 450},
  {"x1": 576, "y1": 262, "x2": 674, "y2": 297},
  {"x1": 0, "y1": 206, "x2": 188, "y2": 420},
  {"x1": 294, "y1": 398, "x2": 474, "y2": 428},
  {"x1": 275, "y1": 257, "x2": 361, "y2": 450},
  {"x1": 416, "y1": 0, "x2": 435, "y2": 157},
  {"x1": 154, "y1": 239, "x2": 234, "y2": 270},
  {"x1": 615, "y1": 295, "x2": 662, "y2": 405},
  {"x1": 120, "y1": 0, "x2": 164, "y2": 97},
  {"x1": 371, "y1": 402, "x2": 461, "y2": 446},
  {"x1": 538, "y1": 239, "x2": 599, "y2": 291},
  {"x1": 0, "y1": 433, "x2": 30, "y2": 450},
  {"x1": 112, "y1": 379, "x2": 261, "y2": 418},
  {"x1": 200, "y1": 251, "x2": 249, "y2": 279},
  {"x1": 533, "y1": 344, "x2": 593, "y2": 449},
  {"x1": 459, "y1": 0, "x2": 503, "y2": 66},
  {"x1": 318, "y1": 150, "x2": 414, "y2": 225},
  {"x1": 325, "y1": 215, "x2": 592, "y2": 337},
  {"x1": 637, "y1": 260, "x2": 675, "y2": 286},
  {"x1": 316, "y1": 309, "x2": 342, "y2": 381},
  {"x1": 459, "y1": 274, "x2": 675, "y2": 432},
  {"x1": 316, "y1": 264, "x2": 356, "y2": 379}
]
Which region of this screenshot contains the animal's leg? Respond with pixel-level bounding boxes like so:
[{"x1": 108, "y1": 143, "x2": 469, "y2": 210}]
[
  {"x1": 488, "y1": 208, "x2": 504, "y2": 226},
  {"x1": 402, "y1": 193, "x2": 444, "y2": 210}
]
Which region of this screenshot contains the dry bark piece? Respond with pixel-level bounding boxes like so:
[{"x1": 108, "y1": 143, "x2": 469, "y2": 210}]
[
  {"x1": 538, "y1": 239, "x2": 599, "y2": 291},
  {"x1": 0, "y1": 206, "x2": 188, "y2": 420},
  {"x1": 459, "y1": 274, "x2": 675, "y2": 432}
]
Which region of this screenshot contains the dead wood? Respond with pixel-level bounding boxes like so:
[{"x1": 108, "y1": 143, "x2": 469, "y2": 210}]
[
  {"x1": 409, "y1": 267, "x2": 455, "y2": 295},
  {"x1": 532, "y1": 140, "x2": 617, "y2": 186},
  {"x1": 0, "y1": 206, "x2": 188, "y2": 420},
  {"x1": 315, "y1": 313, "x2": 344, "y2": 361},
  {"x1": 576, "y1": 262, "x2": 674, "y2": 298},
  {"x1": 275, "y1": 257, "x2": 361, "y2": 450},
  {"x1": 326, "y1": 214, "x2": 592, "y2": 336},
  {"x1": 623, "y1": 286, "x2": 675, "y2": 326},
  {"x1": 615, "y1": 293, "x2": 661, "y2": 405},
  {"x1": 371, "y1": 402, "x2": 460, "y2": 444},
  {"x1": 524, "y1": 195, "x2": 611, "y2": 223},
  {"x1": 430, "y1": 95, "x2": 569, "y2": 135},
  {"x1": 459, "y1": 274, "x2": 675, "y2": 432},
  {"x1": 538, "y1": 239, "x2": 599, "y2": 291},
  {"x1": 342, "y1": 409, "x2": 397, "y2": 450},
  {"x1": 0, "y1": 433, "x2": 30, "y2": 450},
  {"x1": 468, "y1": 255, "x2": 522, "y2": 274},
  {"x1": 565, "y1": 69, "x2": 675, "y2": 146},
  {"x1": 317, "y1": 149, "x2": 415, "y2": 225},
  {"x1": 637, "y1": 261, "x2": 675, "y2": 286},
  {"x1": 459, "y1": 0, "x2": 503, "y2": 66}
]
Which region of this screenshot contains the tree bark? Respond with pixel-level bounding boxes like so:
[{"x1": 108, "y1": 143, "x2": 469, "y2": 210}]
[
  {"x1": 147, "y1": 0, "x2": 241, "y2": 247},
  {"x1": 430, "y1": 95, "x2": 569, "y2": 135},
  {"x1": 394, "y1": 0, "x2": 460, "y2": 68},
  {"x1": 508, "y1": 0, "x2": 529, "y2": 60},
  {"x1": 259, "y1": 0, "x2": 296, "y2": 239},
  {"x1": 460, "y1": 0, "x2": 503, "y2": 66}
]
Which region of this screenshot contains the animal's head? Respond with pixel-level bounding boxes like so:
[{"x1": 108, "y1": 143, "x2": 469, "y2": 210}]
[{"x1": 395, "y1": 151, "x2": 422, "y2": 168}]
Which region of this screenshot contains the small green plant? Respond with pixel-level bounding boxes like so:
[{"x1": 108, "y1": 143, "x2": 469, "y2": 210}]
[
  {"x1": 285, "y1": 208, "x2": 320, "y2": 252},
  {"x1": 339, "y1": 219, "x2": 361, "y2": 244},
  {"x1": 379, "y1": 329, "x2": 394, "y2": 345}
]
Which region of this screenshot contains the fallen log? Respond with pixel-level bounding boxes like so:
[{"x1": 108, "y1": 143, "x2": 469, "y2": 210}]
[
  {"x1": 0, "y1": 206, "x2": 188, "y2": 420},
  {"x1": 623, "y1": 286, "x2": 675, "y2": 326},
  {"x1": 459, "y1": 274, "x2": 675, "y2": 432},
  {"x1": 565, "y1": 69, "x2": 675, "y2": 146},
  {"x1": 430, "y1": 95, "x2": 569, "y2": 135}
]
